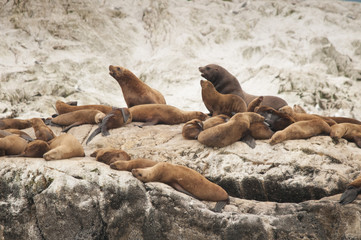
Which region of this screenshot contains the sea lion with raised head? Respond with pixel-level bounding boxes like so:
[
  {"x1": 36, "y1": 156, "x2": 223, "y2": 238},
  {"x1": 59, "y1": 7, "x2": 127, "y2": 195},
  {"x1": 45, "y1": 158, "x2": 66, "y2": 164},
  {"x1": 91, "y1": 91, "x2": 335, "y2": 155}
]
[
  {"x1": 110, "y1": 158, "x2": 158, "y2": 171},
  {"x1": 339, "y1": 175, "x2": 361, "y2": 205},
  {"x1": 330, "y1": 123, "x2": 361, "y2": 148},
  {"x1": 199, "y1": 64, "x2": 287, "y2": 109},
  {"x1": 200, "y1": 79, "x2": 247, "y2": 116},
  {"x1": 90, "y1": 147, "x2": 131, "y2": 165},
  {"x1": 55, "y1": 100, "x2": 113, "y2": 115},
  {"x1": 30, "y1": 118, "x2": 56, "y2": 142},
  {"x1": 269, "y1": 119, "x2": 331, "y2": 145},
  {"x1": 109, "y1": 65, "x2": 166, "y2": 108},
  {"x1": 0, "y1": 118, "x2": 31, "y2": 130},
  {"x1": 43, "y1": 133, "x2": 85, "y2": 161},
  {"x1": 182, "y1": 119, "x2": 204, "y2": 140},
  {"x1": 132, "y1": 162, "x2": 229, "y2": 212}
]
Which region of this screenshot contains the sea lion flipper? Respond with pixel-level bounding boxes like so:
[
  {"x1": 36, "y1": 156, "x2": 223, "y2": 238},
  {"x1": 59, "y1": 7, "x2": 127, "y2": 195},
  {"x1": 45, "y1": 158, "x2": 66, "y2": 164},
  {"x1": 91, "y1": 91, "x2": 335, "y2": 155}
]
[
  {"x1": 241, "y1": 134, "x2": 256, "y2": 149},
  {"x1": 62, "y1": 122, "x2": 82, "y2": 133},
  {"x1": 212, "y1": 198, "x2": 230, "y2": 213},
  {"x1": 339, "y1": 186, "x2": 360, "y2": 205},
  {"x1": 353, "y1": 136, "x2": 361, "y2": 148},
  {"x1": 86, "y1": 126, "x2": 101, "y2": 145}
]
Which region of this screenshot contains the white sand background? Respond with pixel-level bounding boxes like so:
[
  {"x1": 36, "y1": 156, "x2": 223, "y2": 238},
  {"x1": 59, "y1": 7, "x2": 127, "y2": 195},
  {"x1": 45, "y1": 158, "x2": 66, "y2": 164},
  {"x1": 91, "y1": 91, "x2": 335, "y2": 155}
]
[{"x1": 0, "y1": 0, "x2": 361, "y2": 119}]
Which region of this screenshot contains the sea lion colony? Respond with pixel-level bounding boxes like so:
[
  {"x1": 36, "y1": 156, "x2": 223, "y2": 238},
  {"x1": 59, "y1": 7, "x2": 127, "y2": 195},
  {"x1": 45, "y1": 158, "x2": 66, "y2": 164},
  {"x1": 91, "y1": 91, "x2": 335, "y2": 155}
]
[{"x1": 1, "y1": 64, "x2": 360, "y2": 211}]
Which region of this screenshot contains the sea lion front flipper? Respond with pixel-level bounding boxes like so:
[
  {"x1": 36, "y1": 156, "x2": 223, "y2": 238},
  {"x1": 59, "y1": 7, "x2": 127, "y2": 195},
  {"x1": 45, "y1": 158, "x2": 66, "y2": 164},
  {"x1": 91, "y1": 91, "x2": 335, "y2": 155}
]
[
  {"x1": 339, "y1": 186, "x2": 361, "y2": 205},
  {"x1": 241, "y1": 134, "x2": 256, "y2": 149},
  {"x1": 212, "y1": 198, "x2": 230, "y2": 213},
  {"x1": 62, "y1": 122, "x2": 83, "y2": 133},
  {"x1": 86, "y1": 126, "x2": 101, "y2": 145}
]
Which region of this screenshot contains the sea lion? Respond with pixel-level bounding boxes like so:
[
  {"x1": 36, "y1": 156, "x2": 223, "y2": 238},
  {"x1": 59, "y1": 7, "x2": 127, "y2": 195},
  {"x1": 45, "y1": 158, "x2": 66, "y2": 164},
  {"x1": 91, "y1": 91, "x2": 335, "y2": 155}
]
[
  {"x1": 199, "y1": 64, "x2": 287, "y2": 109},
  {"x1": 247, "y1": 96, "x2": 264, "y2": 112},
  {"x1": 50, "y1": 109, "x2": 106, "y2": 132},
  {"x1": 0, "y1": 135, "x2": 28, "y2": 155},
  {"x1": 55, "y1": 100, "x2": 113, "y2": 115},
  {"x1": 293, "y1": 104, "x2": 307, "y2": 113},
  {"x1": 30, "y1": 118, "x2": 56, "y2": 142},
  {"x1": 255, "y1": 106, "x2": 295, "y2": 132},
  {"x1": 330, "y1": 123, "x2": 361, "y2": 148},
  {"x1": 130, "y1": 104, "x2": 207, "y2": 126},
  {"x1": 110, "y1": 158, "x2": 158, "y2": 171},
  {"x1": 90, "y1": 147, "x2": 131, "y2": 165},
  {"x1": 339, "y1": 175, "x2": 361, "y2": 205},
  {"x1": 198, "y1": 112, "x2": 265, "y2": 148},
  {"x1": 269, "y1": 119, "x2": 331, "y2": 145},
  {"x1": 249, "y1": 122, "x2": 274, "y2": 140},
  {"x1": 279, "y1": 106, "x2": 337, "y2": 126},
  {"x1": 0, "y1": 129, "x2": 33, "y2": 142},
  {"x1": 0, "y1": 130, "x2": 12, "y2": 138},
  {"x1": 203, "y1": 114, "x2": 230, "y2": 130},
  {"x1": 43, "y1": 133, "x2": 85, "y2": 161},
  {"x1": 0, "y1": 118, "x2": 31, "y2": 130},
  {"x1": 109, "y1": 65, "x2": 166, "y2": 108},
  {"x1": 132, "y1": 162, "x2": 229, "y2": 212},
  {"x1": 182, "y1": 119, "x2": 204, "y2": 140},
  {"x1": 20, "y1": 140, "x2": 50, "y2": 158},
  {"x1": 200, "y1": 79, "x2": 247, "y2": 116}
]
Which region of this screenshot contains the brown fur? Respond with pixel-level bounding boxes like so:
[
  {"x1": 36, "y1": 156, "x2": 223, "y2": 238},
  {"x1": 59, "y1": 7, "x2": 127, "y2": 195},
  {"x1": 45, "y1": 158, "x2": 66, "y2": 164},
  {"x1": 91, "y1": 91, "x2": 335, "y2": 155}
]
[
  {"x1": 0, "y1": 135, "x2": 28, "y2": 155},
  {"x1": 0, "y1": 130, "x2": 12, "y2": 138},
  {"x1": 90, "y1": 147, "x2": 131, "y2": 165},
  {"x1": 109, "y1": 65, "x2": 166, "y2": 108},
  {"x1": 198, "y1": 112, "x2": 265, "y2": 147},
  {"x1": 279, "y1": 106, "x2": 336, "y2": 126},
  {"x1": 110, "y1": 158, "x2": 158, "y2": 171},
  {"x1": 269, "y1": 119, "x2": 331, "y2": 145},
  {"x1": 31, "y1": 118, "x2": 56, "y2": 141},
  {"x1": 293, "y1": 104, "x2": 307, "y2": 113},
  {"x1": 55, "y1": 100, "x2": 113, "y2": 115},
  {"x1": 247, "y1": 96, "x2": 264, "y2": 112},
  {"x1": 21, "y1": 140, "x2": 50, "y2": 157},
  {"x1": 129, "y1": 104, "x2": 207, "y2": 126},
  {"x1": 0, "y1": 118, "x2": 31, "y2": 130},
  {"x1": 199, "y1": 64, "x2": 287, "y2": 109},
  {"x1": 43, "y1": 134, "x2": 85, "y2": 160},
  {"x1": 203, "y1": 114, "x2": 230, "y2": 130},
  {"x1": 330, "y1": 123, "x2": 361, "y2": 148},
  {"x1": 182, "y1": 119, "x2": 204, "y2": 140},
  {"x1": 255, "y1": 106, "x2": 295, "y2": 132},
  {"x1": 100, "y1": 108, "x2": 132, "y2": 131},
  {"x1": 51, "y1": 109, "x2": 106, "y2": 130},
  {"x1": 200, "y1": 80, "x2": 247, "y2": 116},
  {"x1": 249, "y1": 122, "x2": 274, "y2": 140}
]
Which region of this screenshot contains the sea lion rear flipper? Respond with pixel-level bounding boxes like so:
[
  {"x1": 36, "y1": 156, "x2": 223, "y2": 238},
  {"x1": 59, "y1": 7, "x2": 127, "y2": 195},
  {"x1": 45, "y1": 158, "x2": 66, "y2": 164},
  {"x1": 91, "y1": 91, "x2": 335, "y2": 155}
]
[
  {"x1": 241, "y1": 134, "x2": 256, "y2": 149},
  {"x1": 62, "y1": 122, "x2": 83, "y2": 132},
  {"x1": 86, "y1": 126, "x2": 101, "y2": 145},
  {"x1": 212, "y1": 198, "x2": 230, "y2": 213},
  {"x1": 339, "y1": 186, "x2": 361, "y2": 205}
]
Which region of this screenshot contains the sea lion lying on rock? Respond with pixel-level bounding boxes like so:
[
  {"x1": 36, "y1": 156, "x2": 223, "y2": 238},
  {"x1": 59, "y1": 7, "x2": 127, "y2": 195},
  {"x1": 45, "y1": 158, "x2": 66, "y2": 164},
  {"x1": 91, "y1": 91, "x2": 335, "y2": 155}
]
[
  {"x1": 330, "y1": 123, "x2": 361, "y2": 148},
  {"x1": 279, "y1": 106, "x2": 337, "y2": 126},
  {"x1": 0, "y1": 135, "x2": 28, "y2": 156},
  {"x1": 55, "y1": 100, "x2": 113, "y2": 115},
  {"x1": 0, "y1": 118, "x2": 31, "y2": 130},
  {"x1": 110, "y1": 158, "x2": 158, "y2": 171},
  {"x1": 43, "y1": 134, "x2": 85, "y2": 161},
  {"x1": 90, "y1": 147, "x2": 131, "y2": 165}
]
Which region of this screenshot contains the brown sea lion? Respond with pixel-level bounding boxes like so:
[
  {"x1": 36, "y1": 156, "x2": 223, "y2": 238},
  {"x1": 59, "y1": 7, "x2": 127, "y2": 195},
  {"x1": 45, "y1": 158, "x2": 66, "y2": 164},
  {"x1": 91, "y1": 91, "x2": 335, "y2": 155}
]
[
  {"x1": 132, "y1": 162, "x2": 229, "y2": 212},
  {"x1": 109, "y1": 65, "x2": 166, "y2": 108},
  {"x1": 339, "y1": 175, "x2": 361, "y2": 205},
  {"x1": 0, "y1": 130, "x2": 12, "y2": 138},
  {"x1": 293, "y1": 104, "x2": 307, "y2": 113},
  {"x1": 55, "y1": 100, "x2": 113, "y2": 115},
  {"x1": 255, "y1": 106, "x2": 295, "y2": 132},
  {"x1": 182, "y1": 119, "x2": 204, "y2": 140},
  {"x1": 247, "y1": 96, "x2": 264, "y2": 112},
  {"x1": 110, "y1": 158, "x2": 158, "y2": 171},
  {"x1": 50, "y1": 109, "x2": 106, "y2": 132},
  {"x1": 43, "y1": 133, "x2": 85, "y2": 161},
  {"x1": 0, "y1": 135, "x2": 28, "y2": 155},
  {"x1": 200, "y1": 79, "x2": 247, "y2": 116},
  {"x1": 198, "y1": 112, "x2": 265, "y2": 148},
  {"x1": 20, "y1": 140, "x2": 50, "y2": 157},
  {"x1": 330, "y1": 123, "x2": 361, "y2": 148},
  {"x1": 30, "y1": 118, "x2": 56, "y2": 142},
  {"x1": 279, "y1": 106, "x2": 337, "y2": 126},
  {"x1": 269, "y1": 119, "x2": 331, "y2": 145},
  {"x1": 90, "y1": 147, "x2": 131, "y2": 165},
  {"x1": 199, "y1": 64, "x2": 287, "y2": 109},
  {"x1": 130, "y1": 104, "x2": 207, "y2": 126},
  {"x1": 203, "y1": 114, "x2": 230, "y2": 130},
  {"x1": 0, "y1": 118, "x2": 31, "y2": 130},
  {"x1": 249, "y1": 122, "x2": 274, "y2": 140}
]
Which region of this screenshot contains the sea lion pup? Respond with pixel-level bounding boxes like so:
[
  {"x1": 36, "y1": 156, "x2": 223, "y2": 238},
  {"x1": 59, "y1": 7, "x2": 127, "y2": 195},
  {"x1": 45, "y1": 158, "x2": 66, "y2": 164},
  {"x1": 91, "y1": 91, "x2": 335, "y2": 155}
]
[
  {"x1": 20, "y1": 140, "x2": 50, "y2": 157},
  {"x1": 330, "y1": 123, "x2": 361, "y2": 148},
  {"x1": 269, "y1": 119, "x2": 331, "y2": 145},
  {"x1": 0, "y1": 135, "x2": 28, "y2": 155},
  {"x1": 339, "y1": 175, "x2": 361, "y2": 205},
  {"x1": 50, "y1": 109, "x2": 106, "y2": 132},
  {"x1": 247, "y1": 96, "x2": 264, "y2": 112},
  {"x1": 200, "y1": 79, "x2": 247, "y2": 116},
  {"x1": 182, "y1": 119, "x2": 204, "y2": 140},
  {"x1": 86, "y1": 107, "x2": 132, "y2": 144},
  {"x1": 203, "y1": 114, "x2": 230, "y2": 130},
  {"x1": 255, "y1": 106, "x2": 295, "y2": 132},
  {"x1": 198, "y1": 112, "x2": 265, "y2": 148},
  {"x1": 199, "y1": 64, "x2": 287, "y2": 109},
  {"x1": 55, "y1": 100, "x2": 113, "y2": 115},
  {"x1": 129, "y1": 104, "x2": 208, "y2": 127},
  {"x1": 0, "y1": 118, "x2": 31, "y2": 130},
  {"x1": 132, "y1": 162, "x2": 229, "y2": 212},
  {"x1": 30, "y1": 118, "x2": 56, "y2": 141},
  {"x1": 43, "y1": 133, "x2": 85, "y2": 161},
  {"x1": 110, "y1": 158, "x2": 158, "y2": 171},
  {"x1": 279, "y1": 106, "x2": 337, "y2": 126},
  {"x1": 90, "y1": 147, "x2": 131, "y2": 165},
  {"x1": 109, "y1": 65, "x2": 166, "y2": 108}
]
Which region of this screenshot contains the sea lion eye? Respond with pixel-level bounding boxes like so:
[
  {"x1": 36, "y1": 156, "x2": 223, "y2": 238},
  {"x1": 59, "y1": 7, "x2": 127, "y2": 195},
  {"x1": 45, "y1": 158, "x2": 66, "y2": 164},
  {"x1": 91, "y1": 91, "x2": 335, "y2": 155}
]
[
  {"x1": 206, "y1": 67, "x2": 210, "y2": 70},
  {"x1": 117, "y1": 67, "x2": 121, "y2": 71}
]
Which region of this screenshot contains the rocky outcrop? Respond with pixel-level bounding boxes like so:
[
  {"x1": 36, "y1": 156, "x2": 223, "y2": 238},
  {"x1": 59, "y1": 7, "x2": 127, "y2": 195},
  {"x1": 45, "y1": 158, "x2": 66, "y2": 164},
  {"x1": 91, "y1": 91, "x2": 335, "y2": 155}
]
[{"x1": 1, "y1": 123, "x2": 361, "y2": 239}]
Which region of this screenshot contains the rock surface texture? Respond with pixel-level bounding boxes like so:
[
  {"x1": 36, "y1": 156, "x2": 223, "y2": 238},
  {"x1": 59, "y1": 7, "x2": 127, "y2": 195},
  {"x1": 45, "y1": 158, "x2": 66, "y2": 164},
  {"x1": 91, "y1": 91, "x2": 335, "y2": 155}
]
[{"x1": 1, "y1": 124, "x2": 361, "y2": 240}]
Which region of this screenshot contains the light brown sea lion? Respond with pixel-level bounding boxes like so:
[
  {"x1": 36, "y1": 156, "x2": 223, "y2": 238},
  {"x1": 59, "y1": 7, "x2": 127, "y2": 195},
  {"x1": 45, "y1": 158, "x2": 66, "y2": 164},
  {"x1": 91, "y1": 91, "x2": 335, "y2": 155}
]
[
  {"x1": 130, "y1": 104, "x2": 207, "y2": 126},
  {"x1": 90, "y1": 147, "x2": 131, "y2": 165},
  {"x1": 0, "y1": 118, "x2": 31, "y2": 130},
  {"x1": 200, "y1": 79, "x2": 247, "y2": 116},
  {"x1": 132, "y1": 162, "x2": 229, "y2": 212},
  {"x1": 255, "y1": 106, "x2": 295, "y2": 132},
  {"x1": 249, "y1": 122, "x2": 274, "y2": 140},
  {"x1": 0, "y1": 135, "x2": 28, "y2": 155},
  {"x1": 109, "y1": 65, "x2": 166, "y2": 108},
  {"x1": 203, "y1": 114, "x2": 230, "y2": 130},
  {"x1": 330, "y1": 123, "x2": 361, "y2": 148},
  {"x1": 293, "y1": 104, "x2": 307, "y2": 113},
  {"x1": 199, "y1": 64, "x2": 287, "y2": 109},
  {"x1": 110, "y1": 158, "x2": 158, "y2": 171},
  {"x1": 269, "y1": 119, "x2": 331, "y2": 145},
  {"x1": 279, "y1": 106, "x2": 337, "y2": 126},
  {"x1": 43, "y1": 133, "x2": 85, "y2": 161},
  {"x1": 55, "y1": 100, "x2": 113, "y2": 115},
  {"x1": 247, "y1": 96, "x2": 264, "y2": 112},
  {"x1": 20, "y1": 140, "x2": 50, "y2": 157},
  {"x1": 198, "y1": 112, "x2": 265, "y2": 148},
  {"x1": 182, "y1": 119, "x2": 204, "y2": 140},
  {"x1": 339, "y1": 175, "x2": 361, "y2": 205},
  {"x1": 50, "y1": 109, "x2": 106, "y2": 132},
  {"x1": 30, "y1": 118, "x2": 56, "y2": 142}
]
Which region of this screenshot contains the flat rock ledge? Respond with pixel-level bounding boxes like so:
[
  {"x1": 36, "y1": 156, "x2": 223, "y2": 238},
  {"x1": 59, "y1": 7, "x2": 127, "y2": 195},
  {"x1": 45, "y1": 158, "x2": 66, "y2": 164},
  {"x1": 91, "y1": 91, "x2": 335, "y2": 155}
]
[{"x1": 1, "y1": 123, "x2": 361, "y2": 240}]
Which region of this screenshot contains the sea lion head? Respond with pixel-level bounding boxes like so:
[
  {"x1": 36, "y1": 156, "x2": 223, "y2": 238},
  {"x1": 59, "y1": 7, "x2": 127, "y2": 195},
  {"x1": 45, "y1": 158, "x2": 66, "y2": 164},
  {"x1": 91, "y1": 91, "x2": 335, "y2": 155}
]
[
  {"x1": 94, "y1": 112, "x2": 106, "y2": 124},
  {"x1": 21, "y1": 140, "x2": 50, "y2": 157},
  {"x1": 279, "y1": 106, "x2": 293, "y2": 115},
  {"x1": 131, "y1": 168, "x2": 149, "y2": 182},
  {"x1": 200, "y1": 79, "x2": 213, "y2": 90},
  {"x1": 199, "y1": 64, "x2": 220, "y2": 83},
  {"x1": 109, "y1": 65, "x2": 127, "y2": 79}
]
